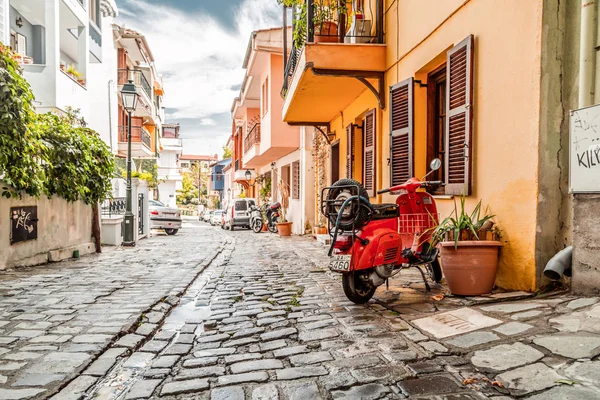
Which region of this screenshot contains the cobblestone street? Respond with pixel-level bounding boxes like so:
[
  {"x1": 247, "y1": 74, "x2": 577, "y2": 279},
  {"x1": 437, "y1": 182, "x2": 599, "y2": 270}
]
[{"x1": 1, "y1": 220, "x2": 600, "y2": 399}]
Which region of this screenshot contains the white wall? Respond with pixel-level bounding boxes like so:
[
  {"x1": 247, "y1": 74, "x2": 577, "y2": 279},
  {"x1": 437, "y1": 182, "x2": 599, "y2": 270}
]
[
  {"x1": 0, "y1": 180, "x2": 94, "y2": 270},
  {"x1": 87, "y1": 13, "x2": 118, "y2": 152},
  {"x1": 159, "y1": 180, "x2": 177, "y2": 208}
]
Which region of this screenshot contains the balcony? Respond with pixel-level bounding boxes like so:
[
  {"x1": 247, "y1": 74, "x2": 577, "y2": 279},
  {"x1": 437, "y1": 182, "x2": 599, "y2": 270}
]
[
  {"x1": 118, "y1": 68, "x2": 155, "y2": 119},
  {"x1": 244, "y1": 123, "x2": 261, "y2": 154},
  {"x1": 117, "y1": 125, "x2": 154, "y2": 158},
  {"x1": 281, "y1": 0, "x2": 386, "y2": 124}
]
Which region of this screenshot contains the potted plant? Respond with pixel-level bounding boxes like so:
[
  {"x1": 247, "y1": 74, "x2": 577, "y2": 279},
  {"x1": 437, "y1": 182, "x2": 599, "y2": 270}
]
[
  {"x1": 431, "y1": 196, "x2": 502, "y2": 296},
  {"x1": 276, "y1": 180, "x2": 293, "y2": 236}
]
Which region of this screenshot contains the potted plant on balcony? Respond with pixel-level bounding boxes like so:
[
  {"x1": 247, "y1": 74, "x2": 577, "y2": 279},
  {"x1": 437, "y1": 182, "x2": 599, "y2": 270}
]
[
  {"x1": 314, "y1": 1, "x2": 348, "y2": 43},
  {"x1": 431, "y1": 196, "x2": 503, "y2": 296},
  {"x1": 276, "y1": 180, "x2": 293, "y2": 236}
]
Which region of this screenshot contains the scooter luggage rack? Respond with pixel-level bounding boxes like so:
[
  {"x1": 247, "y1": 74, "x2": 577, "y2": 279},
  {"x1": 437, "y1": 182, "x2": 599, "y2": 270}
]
[
  {"x1": 319, "y1": 184, "x2": 362, "y2": 222},
  {"x1": 398, "y1": 213, "x2": 440, "y2": 235}
]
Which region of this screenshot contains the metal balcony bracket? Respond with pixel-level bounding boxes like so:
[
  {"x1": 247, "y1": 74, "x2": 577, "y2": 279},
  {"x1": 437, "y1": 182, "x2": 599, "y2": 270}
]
[
  {"x1": 309, "y1": 65, "x2": 386, "y2": 110},
  {"x1": 287, "y1": 122, "x2": 332, "y2": 144}
]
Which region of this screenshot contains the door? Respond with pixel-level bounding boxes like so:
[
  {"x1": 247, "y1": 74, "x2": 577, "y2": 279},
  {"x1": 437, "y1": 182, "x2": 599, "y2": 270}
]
[{"x1": 331, "y1": 141, "x2": 340, "y2": 183}]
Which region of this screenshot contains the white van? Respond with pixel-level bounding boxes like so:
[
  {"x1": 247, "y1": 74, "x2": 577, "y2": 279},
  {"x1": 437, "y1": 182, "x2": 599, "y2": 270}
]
[{"x1": 224, "y1": 198, "x2": 256, "y2": 231}]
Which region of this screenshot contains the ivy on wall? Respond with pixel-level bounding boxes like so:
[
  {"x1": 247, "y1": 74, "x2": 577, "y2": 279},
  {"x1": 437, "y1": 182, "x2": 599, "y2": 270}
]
[{"x1": 0, "y1": 44, "x2": 115, "y2": 204}]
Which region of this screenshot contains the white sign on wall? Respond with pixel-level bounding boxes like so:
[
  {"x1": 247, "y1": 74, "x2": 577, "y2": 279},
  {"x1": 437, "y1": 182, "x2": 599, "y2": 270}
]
[{"x1": 570, "y1": 104, "x2": 600, "y2": 193}]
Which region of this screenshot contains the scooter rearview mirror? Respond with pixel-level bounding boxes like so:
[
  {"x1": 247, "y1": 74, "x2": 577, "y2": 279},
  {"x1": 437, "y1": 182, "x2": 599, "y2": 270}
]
[{"x1": 430, "y1": 158, "x2": 442, "y2": 171}]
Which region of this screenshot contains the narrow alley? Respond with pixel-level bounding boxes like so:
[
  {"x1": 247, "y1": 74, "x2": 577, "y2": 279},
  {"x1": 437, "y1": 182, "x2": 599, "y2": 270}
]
[{"x1": 0, "y1": 220, "x2": 597, "y2": 399}]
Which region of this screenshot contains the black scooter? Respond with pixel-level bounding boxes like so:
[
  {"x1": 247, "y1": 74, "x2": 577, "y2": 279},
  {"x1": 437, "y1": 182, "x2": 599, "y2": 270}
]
[{"x1": 266, "y1": 202, "x2": 281, "y2": 233}]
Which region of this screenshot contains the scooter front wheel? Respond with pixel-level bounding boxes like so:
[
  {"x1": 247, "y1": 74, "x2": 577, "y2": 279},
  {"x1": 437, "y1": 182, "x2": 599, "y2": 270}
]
[
  {"x1": 252, "y1": 219, "x2": 263, "y2": 233},
  {"x1": 428, "y1": 258, "x2": 443, "y2": 283},
  {"x1": 342, "y1": 272, "x2": 376, "y2": 304}
]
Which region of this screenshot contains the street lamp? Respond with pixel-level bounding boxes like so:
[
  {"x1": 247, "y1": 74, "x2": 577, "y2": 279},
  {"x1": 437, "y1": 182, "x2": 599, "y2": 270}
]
[
  {"x1": 245, "y1": 169, "x2": 252, "y2": 181},
  {"x1": 227, "y1": 188, "x2": 231, "y2": 200},
  {"x1": 121, "y1": 79, "x2": 139, "y2": 246}
]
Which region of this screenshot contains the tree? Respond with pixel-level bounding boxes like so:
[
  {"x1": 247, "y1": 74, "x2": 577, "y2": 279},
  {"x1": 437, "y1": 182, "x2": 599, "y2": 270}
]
[
  {"x1": 177, "y1": 172, "x2": 198, "y2": 205},
  {"x1": 222, "y1": 146, "x2": 232, "y2": 159}
]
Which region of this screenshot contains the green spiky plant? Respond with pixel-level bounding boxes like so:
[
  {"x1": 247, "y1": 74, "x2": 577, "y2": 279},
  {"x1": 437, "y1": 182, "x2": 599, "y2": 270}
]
[{"x1": 430, "y1": 195, "x2": 498, "y2": 249}]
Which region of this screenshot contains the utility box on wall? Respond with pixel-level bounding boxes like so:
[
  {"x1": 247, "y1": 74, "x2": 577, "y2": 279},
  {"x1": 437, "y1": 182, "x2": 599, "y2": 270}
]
[{"x1": 569, "y1": 105, "x2": 600, "y2": 295}]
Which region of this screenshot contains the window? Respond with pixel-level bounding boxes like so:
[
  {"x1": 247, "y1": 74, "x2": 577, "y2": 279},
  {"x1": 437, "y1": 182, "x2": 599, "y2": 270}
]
[
  {"x1": 389, "y1": 34, "x2": 474, "y2": 195},
  {"x1": 426, "y1": 65, "x2": 446, "y2": 194},
  {"x1": 292, "y1": 161, "x2": 300, "y2": 200},
  {"x1": 89, "y1": 0, "x2": 99, "y2": 26},
  {"x1": 235, "y1": 201, "x2": 247, "y2": 211},
  {"x1": 363, "y1": 109, "x2": 376, "y2": 197},
  {"x1": 346, "y1": 124, "x2": 355, "y2": 179},
  {"x1": 331, "y1": 141, "x2": 340, "y2": 183},
  {"x1": 389, "y1": 78, "x2": 413, "y2": 186},
  {"x1": 262, "y1": 77, "x2": 269, "y2": 116}
]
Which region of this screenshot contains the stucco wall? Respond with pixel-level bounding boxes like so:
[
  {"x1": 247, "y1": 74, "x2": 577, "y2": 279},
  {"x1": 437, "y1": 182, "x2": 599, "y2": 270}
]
[
  {"x1": 0, "y1": 182, "x2": 94, "y2": 270},
  {"x1": 325, "y1": 0, "x2": 545, "y2": 291},
  {"x1": 536, "y1": 0, "x2": 578, "y2": 288}
]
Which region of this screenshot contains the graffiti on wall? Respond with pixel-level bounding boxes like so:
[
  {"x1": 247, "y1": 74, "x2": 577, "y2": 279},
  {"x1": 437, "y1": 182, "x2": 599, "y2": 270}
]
[{"x1": 10, "y1": 206, "x2": 38, "y2": 244}]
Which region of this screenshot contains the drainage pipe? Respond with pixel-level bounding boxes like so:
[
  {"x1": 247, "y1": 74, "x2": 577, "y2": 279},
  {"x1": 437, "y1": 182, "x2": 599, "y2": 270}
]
[
  {"x1": 543, "y1": 246, "x2": 573, "y2": 281},
  {"x1": 579, "y1": 0, "x2": 597, "y2": 107}
]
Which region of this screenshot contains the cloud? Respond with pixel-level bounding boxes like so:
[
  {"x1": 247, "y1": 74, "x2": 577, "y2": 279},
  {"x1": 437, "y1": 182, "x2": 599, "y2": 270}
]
[{"x1": 116, "y1": 0, "x2": 282, "y2": 154}]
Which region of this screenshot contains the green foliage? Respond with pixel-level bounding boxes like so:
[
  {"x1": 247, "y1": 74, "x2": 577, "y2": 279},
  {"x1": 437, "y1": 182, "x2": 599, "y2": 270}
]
[
  {"x1": 35, "y1": 111, "x2": 115, "y2": 204},
  {"x1": 222, "y1": 146, "x2": 232, "y2": 159},
  {"x1": 177, "y1": 171, "x2": 198, "y2": 205},
  {"x1": 211, "y1": 196, "x2": 220, "y2": 210},
  {"x1": 431, "y1": 195, "x2": 497, "y2": 249},
  {"x1": 0, "y1": 44, "x2": 45, "y2": 198},
  {"x1": 120, "y1": 160, "x2": 162, "y2": 190},
  {"x1": 0, "y1": 45, "x2": 114, "y2": 203},
  {"x1": 259, "y1": 176, "x2": 272, "y2": 203}
]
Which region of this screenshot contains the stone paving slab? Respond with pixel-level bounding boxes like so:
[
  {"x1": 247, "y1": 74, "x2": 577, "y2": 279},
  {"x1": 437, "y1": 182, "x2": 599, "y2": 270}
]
[
  {"x1": 6, "y1": 222, "x2": 600, "y2": 400},
  {"x1": 0, "y1": 221, "x2": 223, "y2": 399}
]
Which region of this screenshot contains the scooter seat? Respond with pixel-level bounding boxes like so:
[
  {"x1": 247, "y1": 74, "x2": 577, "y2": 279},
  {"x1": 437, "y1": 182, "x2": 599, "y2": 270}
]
[{"x1": 371, "y1": 203, "x2": 399, "y2": 220}]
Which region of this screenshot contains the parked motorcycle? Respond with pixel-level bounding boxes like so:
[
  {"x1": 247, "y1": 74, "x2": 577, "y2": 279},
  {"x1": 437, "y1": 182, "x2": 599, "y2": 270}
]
[
  {"x1": 249, "y1": 204, "x2": 264, "y2": 233},
  {"x1": 321, "y1": 159, "x2": 444, "y2": 304},
  {"x1": 266, "y1": 202, "x2": 281, "y2": 233}
]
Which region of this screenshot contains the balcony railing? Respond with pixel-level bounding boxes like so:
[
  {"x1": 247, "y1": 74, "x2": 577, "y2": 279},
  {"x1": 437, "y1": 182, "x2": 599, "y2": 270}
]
[
  {"x1": 244, "y1": 123, "x2": 261, "y2": 154},
  {"x1": 118, "y1": 125, "x2": 152, "y2": 148},
  {"x1": 118, "y1": 69, "x2": 153, "y2": 100},
  {"x1": 281, "y1": 0, "x2": 384, "y2": 97}
]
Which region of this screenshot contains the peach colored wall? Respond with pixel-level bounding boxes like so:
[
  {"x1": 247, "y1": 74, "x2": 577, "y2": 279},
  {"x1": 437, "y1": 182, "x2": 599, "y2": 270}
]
[
  {"x1": 325, "y1": 0, "x2": 544, "y2": 291},
  {"x1": 264, "y1": 54, "x2": 300, "y2": 151}
]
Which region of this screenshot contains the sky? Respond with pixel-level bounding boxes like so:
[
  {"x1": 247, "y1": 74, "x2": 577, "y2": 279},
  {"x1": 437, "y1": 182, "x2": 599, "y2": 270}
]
[{"x1": 115, "y1": 0, "x2": 283, "y2": 157}]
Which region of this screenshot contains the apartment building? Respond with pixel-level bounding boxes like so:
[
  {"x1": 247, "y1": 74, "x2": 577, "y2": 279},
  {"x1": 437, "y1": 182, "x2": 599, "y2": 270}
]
[
  {"x1": 157, "y1": 123, "x2": 183, "y2": 208},
  {"x1": 1, "y1": 0, "x2": 118, "y2": 135},
  {"x1": 231, "y1": 27, "x2": 315, "y2": 235}
]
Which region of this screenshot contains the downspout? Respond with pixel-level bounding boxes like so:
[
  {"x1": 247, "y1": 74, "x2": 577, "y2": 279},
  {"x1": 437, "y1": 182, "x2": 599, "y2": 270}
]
[
  {"x1": 108, "y1": 80, "x2": 114, "y2": 153},
  {"x1": 579, "y1": 0, "x2": 597, "y2": 107}
]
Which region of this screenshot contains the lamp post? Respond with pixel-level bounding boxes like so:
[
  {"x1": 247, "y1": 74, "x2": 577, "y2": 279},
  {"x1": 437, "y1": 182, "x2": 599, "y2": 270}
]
[{"x1": 121, "y1": 79, "x2": 139, "y2": 246}]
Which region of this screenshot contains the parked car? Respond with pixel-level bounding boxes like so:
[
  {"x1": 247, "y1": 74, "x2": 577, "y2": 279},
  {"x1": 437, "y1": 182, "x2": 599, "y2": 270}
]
[
  {"x1": 149, "y1": 199, "x2": 181, "y2": 235},
  {"x1": 203, "y1": 210, "x2": 213, "y2": 223},
  {"x1": 211, "y1": 210, "x2": 224, "y2": 226},
  {"x1": 223, "y1": 198, "x2": 256, "y2": 231}
]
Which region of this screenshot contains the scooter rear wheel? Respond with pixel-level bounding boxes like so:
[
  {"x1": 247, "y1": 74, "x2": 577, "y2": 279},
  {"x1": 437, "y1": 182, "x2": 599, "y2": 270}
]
[{"x1": 342, "y1": 272, "x2": 376, "y2": 304}]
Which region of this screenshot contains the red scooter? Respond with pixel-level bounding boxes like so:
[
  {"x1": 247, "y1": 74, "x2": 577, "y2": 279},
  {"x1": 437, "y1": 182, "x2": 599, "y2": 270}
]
[{"x1": 321, "y1": 159, "x2": 444, "y2": 304}]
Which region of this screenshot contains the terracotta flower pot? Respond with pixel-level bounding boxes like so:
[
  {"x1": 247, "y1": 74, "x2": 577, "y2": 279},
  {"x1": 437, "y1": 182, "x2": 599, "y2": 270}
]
[
  {"x1": 315, "y1": 22, "x2": 339, "y2": 43},
  {"x1": 276, "y1": 222, "x2": 293, "y2": 237},
  {"x1": 261, "y1": 223, "x2": 268, "y2": 232},
  {"x1": 439, "y1": 241, "x2": 503, "y2": 296},
  {"x1": 313, "y1": 226, "x2": 327, "y2": 236}
]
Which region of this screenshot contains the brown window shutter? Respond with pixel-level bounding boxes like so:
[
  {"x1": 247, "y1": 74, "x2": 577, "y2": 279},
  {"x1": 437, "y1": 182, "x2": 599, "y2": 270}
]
[
  {"x1": 445, "y1": 35, "x2": 474, "y2": 195},
  {"x1": 292, "y1": 161, "x2": 300, "y2": 200},
  {"x1": 346, "y1": 124, "x2": 355, "y2": 179},
  {"x1": 363, "y1": 109, "x2": 376, "y2": 197},
  {"x1": 389, "y1": 78, "x2": 414, "y2": 186}
]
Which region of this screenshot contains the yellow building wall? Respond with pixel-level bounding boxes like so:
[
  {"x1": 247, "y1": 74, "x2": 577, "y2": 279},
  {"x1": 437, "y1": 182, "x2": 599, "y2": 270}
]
[{"x1": 328, "y1": 0, "x2": 543, "y2": 291}]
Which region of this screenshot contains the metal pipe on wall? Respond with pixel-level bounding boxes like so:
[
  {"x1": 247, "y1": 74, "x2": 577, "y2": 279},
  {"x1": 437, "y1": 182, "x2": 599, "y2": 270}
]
[{"x1": 579, "y1": 0, "x2": 597, "y2": 107}]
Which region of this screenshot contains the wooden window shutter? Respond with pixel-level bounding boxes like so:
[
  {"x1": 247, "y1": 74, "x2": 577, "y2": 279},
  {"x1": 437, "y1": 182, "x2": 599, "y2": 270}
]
[
  {"x1": 363, "y1": 109, "x2": 376, "y2": 197},
  {"x1": 445, "y1": 35, "x2": 474, "y2": 195},
  {"x1": 389, "y1": 78, "x2": 414, "y2": 186},
  {"x1": 345, "y1": 124, "x2": 355, "y2": 179},
  {"x1": 292, "y1": 161, "x2": 300, "y2": 200}
]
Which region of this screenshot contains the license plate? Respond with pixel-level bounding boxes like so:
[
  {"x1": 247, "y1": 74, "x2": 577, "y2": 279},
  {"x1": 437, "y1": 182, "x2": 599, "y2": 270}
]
[{"x1": 328, "y1": 255, "x2": 351, "y2": 272}]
